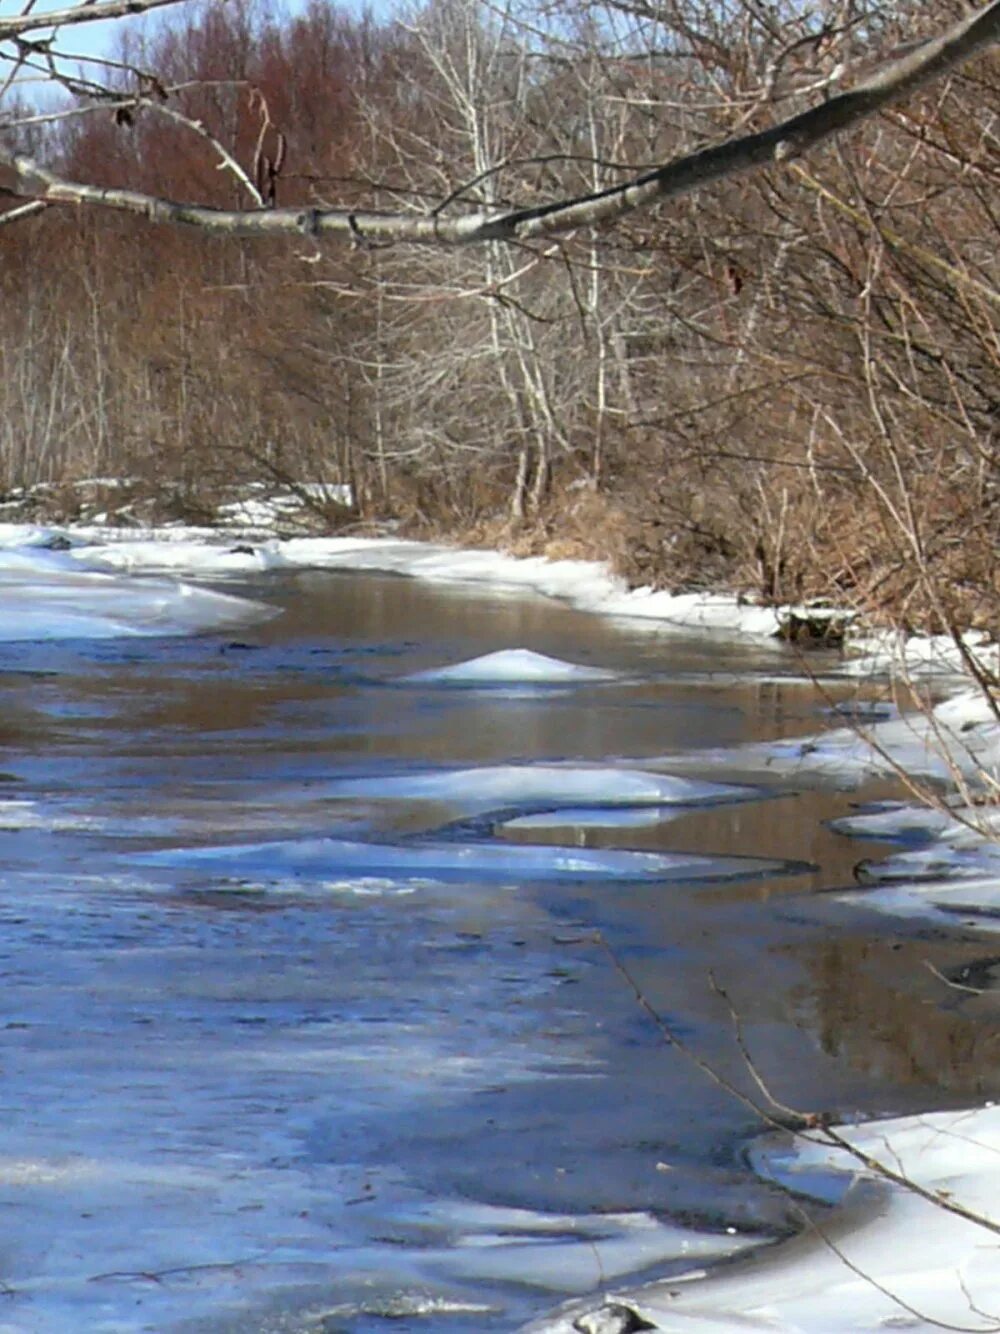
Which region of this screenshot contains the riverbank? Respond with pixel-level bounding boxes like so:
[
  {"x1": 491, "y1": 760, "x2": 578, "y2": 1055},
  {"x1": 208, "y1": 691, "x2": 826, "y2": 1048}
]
[{"x1": 4, "y1": 502, "x2": 998, "y2": 683}]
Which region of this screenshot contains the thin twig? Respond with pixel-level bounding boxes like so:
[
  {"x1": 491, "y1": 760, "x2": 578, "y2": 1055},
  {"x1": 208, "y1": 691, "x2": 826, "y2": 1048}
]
[{"x1": 797, "y1": 1205, "x2": 1000, "y2": 1333}]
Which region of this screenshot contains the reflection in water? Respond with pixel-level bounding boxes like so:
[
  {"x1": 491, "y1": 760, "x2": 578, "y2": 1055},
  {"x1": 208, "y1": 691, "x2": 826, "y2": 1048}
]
[
  {"x1": 0, "y1": 568, "x2": 992, "y2": 1332},
  {"x1": 799, "y1": 933, "x2": 1000, "y2": 1097}
]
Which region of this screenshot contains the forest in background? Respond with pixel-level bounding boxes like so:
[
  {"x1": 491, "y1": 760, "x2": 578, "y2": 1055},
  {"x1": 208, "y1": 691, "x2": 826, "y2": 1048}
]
[{"x1": 1, "y1": 0, "x2": 998, "y2": 633}]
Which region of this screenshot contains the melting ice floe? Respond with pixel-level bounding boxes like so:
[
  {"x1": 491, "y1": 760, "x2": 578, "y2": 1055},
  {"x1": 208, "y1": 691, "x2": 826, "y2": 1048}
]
[
  {"x1": 402, "y1": 648, "x2": 620, "y2": 685},
  {"x1": 323, "y1": 765, "x2": 759, "y2": 811},
  {"x1": 0, "y1": 798, "x2": 101, "y2": 832},
  {"x1": 841, "y1": 875, "x2": 1000, "y2": 930},
  {"x1": 135, "y1": 835, "x2": 795, "y2": 886},
  {"x1": 416, "y1": 1203, "x2": 759, "y2": 1293},
  {"x1": 0, "y1": 538, "x2": 273, "y2": 640},
  {"x1": 827, "y1": 799, "x2": 1000, "y2": 928},
  {"x1": 834, "y1": 800, "x2": 1000, "y2": 881},
  {"x1": 829, "y1": 800, "x2": 961, "y2": 843},
  {"x1": 527, "y1": 1105, "x2": 1000, "y2": 1334},
  {"x1": 677, "y1": 689, "x2": 1000, "y2": 788},
  {"x1": 502, "y1": 807, "x2": 680, "y2": 832}
]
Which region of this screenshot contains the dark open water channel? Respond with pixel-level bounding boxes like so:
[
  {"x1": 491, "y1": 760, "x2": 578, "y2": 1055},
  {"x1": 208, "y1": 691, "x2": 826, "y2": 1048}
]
[{"x1": 0, "y1": 570, "x2": 997, "y2": 1333}]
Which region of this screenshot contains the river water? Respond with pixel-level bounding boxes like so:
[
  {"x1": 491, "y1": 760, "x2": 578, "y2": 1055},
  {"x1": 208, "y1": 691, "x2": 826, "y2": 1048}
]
[{"x1": 2, "y1": 569, "x2": 998, "y2": 1333}]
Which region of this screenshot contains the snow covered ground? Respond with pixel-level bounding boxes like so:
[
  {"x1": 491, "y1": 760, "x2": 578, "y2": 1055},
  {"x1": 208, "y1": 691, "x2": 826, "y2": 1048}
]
[{"x1": 526, "y1": 1105, "x2": 1000, "y2": 1333}]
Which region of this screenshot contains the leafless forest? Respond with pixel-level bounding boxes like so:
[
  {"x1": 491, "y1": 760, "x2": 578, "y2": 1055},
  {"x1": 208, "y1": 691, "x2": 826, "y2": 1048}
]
[{"x1": 1, "y1": 0, "x2": 998, "y2": 631}]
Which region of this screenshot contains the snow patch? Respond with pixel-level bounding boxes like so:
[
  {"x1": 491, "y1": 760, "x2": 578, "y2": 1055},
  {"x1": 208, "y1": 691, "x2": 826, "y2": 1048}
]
[{"x1": 216, "y1": 482, "x2": 351, "y2": 529}]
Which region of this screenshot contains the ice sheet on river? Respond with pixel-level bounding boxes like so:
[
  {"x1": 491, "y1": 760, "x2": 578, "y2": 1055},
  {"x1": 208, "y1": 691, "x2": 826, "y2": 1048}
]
[
  {"x1": 0, "y1": 541, "x2": 272, "y2": 639},
  {"x1": 136, "y1": 835, "x2": 797, "y2": 887},
  {"x1": 0, "y1": 1159, "x2": 758, "y2": 1333},
  {"x1": 324, "y1": 764, "x2": 759, "y2": 811},
  {"x1": 502, "y1": 807, "x2": 680, "y2": 832},
  {"x1": 829, "y1": 800, "x2": 1000, "y2": 929},
  {"x1": 0, "y1": 862, "x2": 764, "y2": 1333},
  {"x1": 528, "y1": 1105, "x2": 1000, "y2": 1333},
  {"x1": 836, "y1": 800, "x2": 1000, "y2": 880},
  {"x1": 668, "y1": 688, "x2": 1000, "y2": 788}
]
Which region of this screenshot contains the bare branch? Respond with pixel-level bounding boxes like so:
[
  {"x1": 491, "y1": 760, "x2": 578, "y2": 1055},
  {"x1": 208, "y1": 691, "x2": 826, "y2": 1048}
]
[
  {"x1": 798, "y1": 1206, "x2": 1000, "y2": 1333},
  {"x1": 0, "y1": 198, "x2": 46, "y2": 224},
  {"x1": 0, "y1": 0, "x2": 186, "y2": 42},
  {"x1": 3, "y1": 1, "x2": 1000, "y2": 245}
]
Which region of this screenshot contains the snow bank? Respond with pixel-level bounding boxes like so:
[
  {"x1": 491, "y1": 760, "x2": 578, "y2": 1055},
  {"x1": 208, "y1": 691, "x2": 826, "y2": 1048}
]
[
  {"x1": 844, "y1": 627, "x2": 1000, "y2": 681},
  {"x1": 527, "y1": 1105, "x2": 1000, "y2": 1333},
  {"x1": 0, "y1": 522, "x2": 846, "y2": 643},
  {"x1": 11, "y1": 519, "x2": 997, "y2": 680},
  {"x1": 69, "y1": 538, "x2": 288, "y2": 578},
  {"x1": 4, "y1": 520, "x2": 997, "y2": 676}
]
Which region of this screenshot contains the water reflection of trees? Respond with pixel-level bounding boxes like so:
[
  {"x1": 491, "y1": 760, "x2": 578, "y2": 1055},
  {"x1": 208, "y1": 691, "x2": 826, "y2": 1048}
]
[{"x1": 798, "y1": 934, "x2": 1000, "y2": 1099}]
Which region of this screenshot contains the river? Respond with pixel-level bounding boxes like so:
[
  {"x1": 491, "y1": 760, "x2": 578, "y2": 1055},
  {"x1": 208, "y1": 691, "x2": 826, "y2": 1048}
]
[{"x1": 1, "y1": 568, "x2": 997, "y2": 1333}]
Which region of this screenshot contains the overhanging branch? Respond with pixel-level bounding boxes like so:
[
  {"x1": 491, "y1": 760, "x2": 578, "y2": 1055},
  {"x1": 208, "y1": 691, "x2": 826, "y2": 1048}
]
[
  {"x1": 3, "y1": 0, "x2": 1000, "y2": 245},
  {"x1": 0, "y1": 0, "x2": 186, "y2": 42}
]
